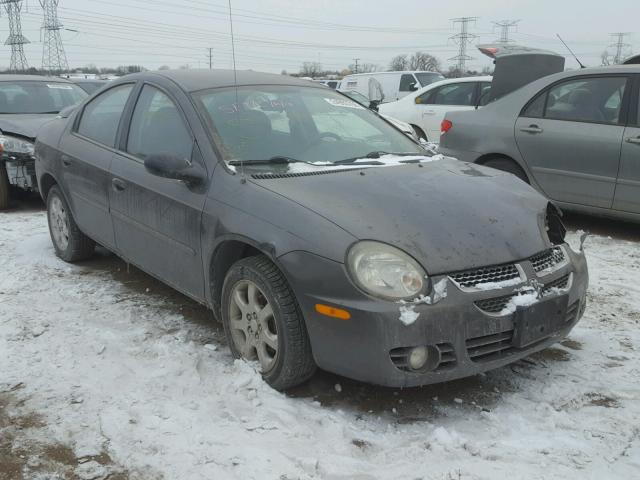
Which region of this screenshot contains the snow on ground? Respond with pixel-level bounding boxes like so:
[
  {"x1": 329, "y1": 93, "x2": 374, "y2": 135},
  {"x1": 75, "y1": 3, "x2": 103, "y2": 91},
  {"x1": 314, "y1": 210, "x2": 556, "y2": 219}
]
[{"x1": 1, "y1": 207, "x2": 640, "y2": 480}]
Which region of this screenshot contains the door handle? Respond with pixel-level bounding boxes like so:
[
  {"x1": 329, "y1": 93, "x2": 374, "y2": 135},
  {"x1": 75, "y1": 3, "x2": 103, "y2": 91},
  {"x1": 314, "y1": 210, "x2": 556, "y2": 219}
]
[
  {"x1": 520, "y1": 125, "x2": 543, "y2": 134},
  {"x1": 626, "y1": 136, "x2": 640, "y2": 145},
  {"x1": 61, "y1": 155, "x2": 72, "y2": 167},
  {"x1": 111, "y1": 178, "x2": 127, "y2": 192}
]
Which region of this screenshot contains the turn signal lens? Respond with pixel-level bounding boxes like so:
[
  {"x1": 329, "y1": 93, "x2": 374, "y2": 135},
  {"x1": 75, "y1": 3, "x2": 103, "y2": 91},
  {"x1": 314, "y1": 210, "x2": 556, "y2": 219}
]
[
  {"x1": 315, "y1": 304, "x2": 351, "y2": 320},
  {"x1": 441, "y1": 119, "x2": 453, "y2": 134}
]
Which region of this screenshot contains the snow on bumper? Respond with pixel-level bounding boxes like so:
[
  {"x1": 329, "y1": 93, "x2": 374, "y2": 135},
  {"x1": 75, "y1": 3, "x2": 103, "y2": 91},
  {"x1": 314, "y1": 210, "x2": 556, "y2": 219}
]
[{"x1": 279, "y1": 246, "x2": 588, "y2": 388}]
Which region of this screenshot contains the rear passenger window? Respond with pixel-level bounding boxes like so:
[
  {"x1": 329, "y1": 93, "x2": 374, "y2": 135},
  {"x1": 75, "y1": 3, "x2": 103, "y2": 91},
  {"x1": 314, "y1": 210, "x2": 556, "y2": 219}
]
[
  {"x1": 431, "y1": 82, "x2": 476, "y2": 106},
  {"x1": 127, "y1": 85, "x2": 193, "y2": 161},
  {"x1": 399, "y1": 74, "x2": 416, "y2": 92},
  {"x1": 77, "y1": 84, "x2": 133, "y2": 147},
  {"x1": 522, "y1": 93, "x2": 546, "y2": 118}
]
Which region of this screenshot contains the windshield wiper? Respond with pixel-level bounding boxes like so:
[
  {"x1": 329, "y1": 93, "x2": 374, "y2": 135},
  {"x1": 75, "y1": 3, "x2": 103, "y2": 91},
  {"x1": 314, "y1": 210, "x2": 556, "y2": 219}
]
[
  {"x1": 332, "y1": 151, "x2": 420, "y2": 164},
  {"x1": 228, "y1": 156, "x2": 315, "y2": 166}
]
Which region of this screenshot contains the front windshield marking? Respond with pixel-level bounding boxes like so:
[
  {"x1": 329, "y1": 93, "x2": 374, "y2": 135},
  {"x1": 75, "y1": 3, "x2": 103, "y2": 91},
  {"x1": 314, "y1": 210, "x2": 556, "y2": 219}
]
[{"x1": 194, "y1": 85, "x2": 427, "y2": 171}]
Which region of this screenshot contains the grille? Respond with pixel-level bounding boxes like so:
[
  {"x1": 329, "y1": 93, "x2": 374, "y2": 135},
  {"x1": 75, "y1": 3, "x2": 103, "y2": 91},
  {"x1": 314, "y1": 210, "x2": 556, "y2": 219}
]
[
  {"x1": 530, "y1": 246, "x2": 566, "y2": 275},
  {"x1": 449, "y1": 263, "x2": 521, "y2": 290},
  {"x1": 474, "y1": 293, "x2": 515, "y2": 314},
  {"x1": 566, "y1": 300, "x2": 580, "y2": 323},
  {"x1": 389, "y1": 343, "x2": 456, "y2": 372},
  {"x1": 466, "y1": 330, "x2": 514, "y2": 362},
  {"x1": 541, "y1": 274, "x2": 570, "y2": 296}
]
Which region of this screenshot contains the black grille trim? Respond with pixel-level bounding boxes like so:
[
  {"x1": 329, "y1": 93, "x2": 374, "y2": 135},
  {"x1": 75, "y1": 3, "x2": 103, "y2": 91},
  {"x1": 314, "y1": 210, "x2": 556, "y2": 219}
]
[
  {"x1": 449, "y1": 263, "x2": 522, "y2": 290},
  {"x1": 530, "y1": 246, "x2": 566, "y2": 275},
  {"x1": 466, "y1": 330, "x2": 515, "y2": 362}
]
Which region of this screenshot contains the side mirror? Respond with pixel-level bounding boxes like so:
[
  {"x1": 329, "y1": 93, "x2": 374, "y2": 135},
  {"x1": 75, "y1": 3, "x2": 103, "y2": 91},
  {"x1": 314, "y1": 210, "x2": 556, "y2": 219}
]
[
  {"x1": 144, "y1": 154, "x2": 206, "y2": 185},
  {"x1": 409, "y1": 82, "x2": 418, "y2": 92}
]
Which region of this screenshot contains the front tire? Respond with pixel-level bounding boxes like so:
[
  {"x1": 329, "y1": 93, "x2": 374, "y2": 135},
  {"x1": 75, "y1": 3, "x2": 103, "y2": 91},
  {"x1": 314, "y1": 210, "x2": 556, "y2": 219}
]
[
  {"x1": 0, "y1": 163, "x2": 9, "y2": 210},
  {"x1": 46, "y1": 185, "x2": 95, "y2": 262},
  {"x1": 221, "y1": 255, "x2": 316, "y2": 390}
]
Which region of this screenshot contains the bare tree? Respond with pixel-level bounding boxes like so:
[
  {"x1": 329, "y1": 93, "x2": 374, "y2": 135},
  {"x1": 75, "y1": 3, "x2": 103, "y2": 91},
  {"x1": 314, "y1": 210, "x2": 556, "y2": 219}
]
[
  {"x1": 300, "y1": 62, "x2": 323, "y2": 78},
  {"x1": 409, "y1": 52, "x2": 440, "y2": 71},
  {"x1": 389, "y1": 54, "x2": 409, "y2": 71}
]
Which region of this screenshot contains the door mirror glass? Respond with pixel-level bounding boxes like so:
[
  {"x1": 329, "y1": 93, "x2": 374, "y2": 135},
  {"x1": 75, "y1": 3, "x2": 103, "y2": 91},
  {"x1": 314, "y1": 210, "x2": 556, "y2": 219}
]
[
  {"x1": 409, "y1": 82, "x2": 418, "y2": 91},
  {"x1": 144, "y1": 154, "x2": 205, "y2": 184}
]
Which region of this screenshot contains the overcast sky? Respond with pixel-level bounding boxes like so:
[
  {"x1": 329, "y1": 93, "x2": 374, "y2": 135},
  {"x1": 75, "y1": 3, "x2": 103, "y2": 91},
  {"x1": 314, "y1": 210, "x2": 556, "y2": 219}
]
[{"x1": 4, "y1": 0, "x2": 638, "y2": 73}]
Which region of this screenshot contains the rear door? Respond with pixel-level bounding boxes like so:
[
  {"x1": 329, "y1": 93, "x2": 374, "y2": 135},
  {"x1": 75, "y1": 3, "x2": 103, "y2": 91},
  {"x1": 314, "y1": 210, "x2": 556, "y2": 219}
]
[
  {"x1": 613, "y1": 75, "x2": 640, "y2": 213},
  {"x1": 515, "y1": 75, "x2": 630, "y2": 208},
  {"x1": 109, "y1": 83, "x2": 208, "y2": 300},
  {"x1": 414, "y1": 81, "x2": 478, "y2": 141},
  {"x1": 60, "y1": 83, "x2": 135, "y2": 249}
]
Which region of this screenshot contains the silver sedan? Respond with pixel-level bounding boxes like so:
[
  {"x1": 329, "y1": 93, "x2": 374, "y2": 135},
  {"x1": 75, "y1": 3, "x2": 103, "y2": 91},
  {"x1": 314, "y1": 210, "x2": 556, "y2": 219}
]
[{"x1": 439, "y1": 65, "x2": 640, "y2": 223}]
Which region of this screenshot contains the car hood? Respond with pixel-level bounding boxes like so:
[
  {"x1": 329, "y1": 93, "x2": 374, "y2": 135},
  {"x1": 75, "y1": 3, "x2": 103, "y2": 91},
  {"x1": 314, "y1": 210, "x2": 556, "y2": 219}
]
[
  {"x1": 252, "y1": 158, "x2": 552, "y2": 275},
  {"x1": 0, "y1": 114, "x2": 58, "y2": 140}
]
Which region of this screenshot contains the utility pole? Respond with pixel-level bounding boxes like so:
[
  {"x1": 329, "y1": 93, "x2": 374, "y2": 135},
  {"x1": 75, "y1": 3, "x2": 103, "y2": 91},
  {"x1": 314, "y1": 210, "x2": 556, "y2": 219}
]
[
  {"x1": 449, "y1": 17, "x2": 478, "y2": 77},
  {"x1": 493, "y1": 19, "x2": 519, "y2": 44},
  {"x1": 353, "y1": 58, "x2": 360, "y2": 74},
  {"x1": 609, "y1": 32, "x2": 631, "y2": 64},
  {"x1": 40, "y1": 0, "x2": 69, "y2": 74},
  {"x1": 1, "y1": 0, "x2": 29, "y2": 72},
  {"x1": 208, "y1": 47, "x2": 213, "y2": 69}
]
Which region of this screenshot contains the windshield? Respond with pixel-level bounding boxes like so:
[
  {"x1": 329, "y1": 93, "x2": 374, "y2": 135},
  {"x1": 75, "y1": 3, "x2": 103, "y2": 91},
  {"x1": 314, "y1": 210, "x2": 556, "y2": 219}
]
[
  {"x1": 194, "y1": 85, "x2": 423, "y2": 167},
  {"x1": 415, "y1": 73, "x2": 444, "y2": 87},
  {"x1": 0, "y1": 81, "x2": 87, "y2": 114}
]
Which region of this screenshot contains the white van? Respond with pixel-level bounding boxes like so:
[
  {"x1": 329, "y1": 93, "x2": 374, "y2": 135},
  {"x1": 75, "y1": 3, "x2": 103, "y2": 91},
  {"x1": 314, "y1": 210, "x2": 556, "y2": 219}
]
[{"x1": 337, "y1": 71, "x2": 444, "y2": 103}]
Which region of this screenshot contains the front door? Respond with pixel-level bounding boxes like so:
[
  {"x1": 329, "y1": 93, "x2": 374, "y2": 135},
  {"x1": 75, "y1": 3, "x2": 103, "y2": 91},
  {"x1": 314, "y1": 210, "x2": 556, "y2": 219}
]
[
  {"x1": 60, "y1": 83, "x2": 135, "y2": 249},
  {"x1": 109, "y1": 84, "x2": 208, "y2": 300},
  {"x1": 515, "y1": 75, "x2": 629, "y2": 208}
]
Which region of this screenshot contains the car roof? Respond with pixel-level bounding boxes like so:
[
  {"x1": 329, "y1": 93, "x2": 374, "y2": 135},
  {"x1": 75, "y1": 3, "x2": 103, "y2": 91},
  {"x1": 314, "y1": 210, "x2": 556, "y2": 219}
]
[
  {"x1": 121, "y1": 69, "x2": 326, "y2": 93},
  {"x1": 343, "y1": 71, "x2": 442, "y2": 78},
  {"x1": 0, "y1": 74, "x2": 74, "y2": 83}
]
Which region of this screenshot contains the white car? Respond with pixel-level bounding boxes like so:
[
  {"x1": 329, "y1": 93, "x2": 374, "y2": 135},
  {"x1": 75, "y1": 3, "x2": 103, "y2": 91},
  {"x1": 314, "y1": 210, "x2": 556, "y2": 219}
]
[
  {"x1": 379, "y1": 76, "x2": 492, "y2": 142},
  {"x1": 338, "y1": 71, "x2": 444, "y2": 104}
]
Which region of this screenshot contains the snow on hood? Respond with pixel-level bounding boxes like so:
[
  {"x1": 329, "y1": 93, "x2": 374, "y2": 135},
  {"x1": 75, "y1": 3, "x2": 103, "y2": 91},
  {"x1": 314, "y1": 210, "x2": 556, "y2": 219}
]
[
  {"x1": 0, "y1": 114, "x2": 58, "y2": 140},
  {"x1": 251, "y1": 158, "x2": 552, "y2": 275}
]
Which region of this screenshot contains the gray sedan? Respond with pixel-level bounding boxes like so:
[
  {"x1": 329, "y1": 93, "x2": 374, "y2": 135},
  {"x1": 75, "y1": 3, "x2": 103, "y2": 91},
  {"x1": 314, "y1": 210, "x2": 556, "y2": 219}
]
[
  {"x1": 439, "y1": 65, "x2": 640, "y2": 222},
  {"x1": 35, "y1": 70, "x2": 588, "y2": 390}
]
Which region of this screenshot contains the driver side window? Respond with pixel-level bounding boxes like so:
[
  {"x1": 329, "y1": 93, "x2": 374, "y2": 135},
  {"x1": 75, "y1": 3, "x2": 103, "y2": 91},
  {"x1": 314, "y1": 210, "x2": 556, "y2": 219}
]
[
  {"x1": 399, "y1": 74, "x2": 416, "y2": 92},
  {"x1": 127, "y1": 85, "x2": 193, "y2": 161}
]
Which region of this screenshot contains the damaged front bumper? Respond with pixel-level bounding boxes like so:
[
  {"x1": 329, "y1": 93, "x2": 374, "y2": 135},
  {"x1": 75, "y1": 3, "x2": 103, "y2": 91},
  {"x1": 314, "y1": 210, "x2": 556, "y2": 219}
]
[
  {"x1": 2, "y1": 155, "x2": 38, "y2": 192},
  {"x1": 279, "y1": 244, "x2": 588, "y2": 388}
]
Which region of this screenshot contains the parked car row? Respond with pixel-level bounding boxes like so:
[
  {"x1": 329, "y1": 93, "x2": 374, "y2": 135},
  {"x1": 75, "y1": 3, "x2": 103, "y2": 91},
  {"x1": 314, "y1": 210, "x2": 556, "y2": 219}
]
[{"x1": 33, "y1": 69, "x2": 588, "y2": 390}]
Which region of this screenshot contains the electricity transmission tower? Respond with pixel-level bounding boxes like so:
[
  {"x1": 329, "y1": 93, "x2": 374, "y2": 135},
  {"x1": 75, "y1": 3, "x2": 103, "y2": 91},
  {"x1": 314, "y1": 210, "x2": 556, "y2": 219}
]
[
  {"x1": 449, "y1": 17, "x2": 477, "y2": 76},
  {"x1": 40, "y1": 0, "x2": 68, "y2": 73},
  {"x1": 1, "y1": 0, "x2": 29, "y2": 72},
  {"x1": 609, "y1": 32, "x2": 631, "y2": 64},
  {"x1": 493, "y1": 19, "x2": 519, "y2": 44}
]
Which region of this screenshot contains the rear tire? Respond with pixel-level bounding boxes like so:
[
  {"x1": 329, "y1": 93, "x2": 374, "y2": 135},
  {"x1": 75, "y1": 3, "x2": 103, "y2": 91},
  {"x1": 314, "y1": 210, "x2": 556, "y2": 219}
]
[
  {"x1": 221, "y1": 255, "x2": 316, "y2": 390},
  {"x1": 481, "y1": 156, "x2": 529, "y2": 183},
  {"x1": 0, "y1": 163, "x2": 9, "y2": 210},
  {"x1": 46, "y1": 185, "x2": 95, "y2": 262}
]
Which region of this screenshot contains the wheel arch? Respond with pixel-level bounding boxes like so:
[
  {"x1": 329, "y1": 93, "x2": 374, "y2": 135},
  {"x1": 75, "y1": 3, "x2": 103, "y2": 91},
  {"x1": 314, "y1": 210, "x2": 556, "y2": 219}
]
[
  {"x1": 207, "y1": 235, "x2": 285, "y2": 320},
  {"x1": 38, "y1": 172, "x2": 58, "y2": 201},
  {"x1": 474, "y1": 153, "x2": 530, "y2": 183},
  {"x1": 409, "y1": 124, "x2": 427, "y2": 141}
]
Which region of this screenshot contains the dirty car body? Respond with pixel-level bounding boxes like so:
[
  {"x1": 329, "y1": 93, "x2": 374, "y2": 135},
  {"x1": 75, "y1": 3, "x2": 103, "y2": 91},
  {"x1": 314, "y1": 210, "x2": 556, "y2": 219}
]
[{"x1": 35, "y1": 70, "x2": 588, "y2": 389}]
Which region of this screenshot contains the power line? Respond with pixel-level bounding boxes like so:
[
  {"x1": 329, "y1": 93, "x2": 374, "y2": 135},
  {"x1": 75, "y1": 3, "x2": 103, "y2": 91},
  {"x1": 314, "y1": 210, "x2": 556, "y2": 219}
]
[
  {"x1": 1, "y1": 0, "x2": 30, "y2": 71},
  {"x1": 449, "y1": 17, "x2": 477, "y2": 75},
  {"x1": 609, "y1": 32, "x2": 631, "y2": 64},
  {"x1": 493, "y1": 19, "x2": 519, "y2": 44},
  {"x1": 40, "y1": 0, "x2": 68, "y2": 73}
]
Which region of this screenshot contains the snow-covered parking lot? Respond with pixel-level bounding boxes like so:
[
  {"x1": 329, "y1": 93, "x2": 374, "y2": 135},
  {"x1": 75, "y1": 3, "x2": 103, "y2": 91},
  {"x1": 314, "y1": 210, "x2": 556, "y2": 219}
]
[{"x1": 1, "y1": 202, "x2": 639, "y2": 480}]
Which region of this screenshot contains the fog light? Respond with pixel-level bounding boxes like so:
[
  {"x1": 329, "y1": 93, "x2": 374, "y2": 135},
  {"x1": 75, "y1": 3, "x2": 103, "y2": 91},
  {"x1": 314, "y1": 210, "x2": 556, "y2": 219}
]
[{"x1": 408, "y1": 346, "x2": 428, "y2": 370}]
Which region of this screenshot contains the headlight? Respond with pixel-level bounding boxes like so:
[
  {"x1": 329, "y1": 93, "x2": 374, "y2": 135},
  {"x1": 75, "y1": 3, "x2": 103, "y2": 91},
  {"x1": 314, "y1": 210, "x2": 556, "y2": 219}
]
[
  {"x1": 0, "y1": 134, "x2": 35, "y2": 156},
  {"x1": 347, "y1": 241, "x2": 427, "y2": 300}
]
